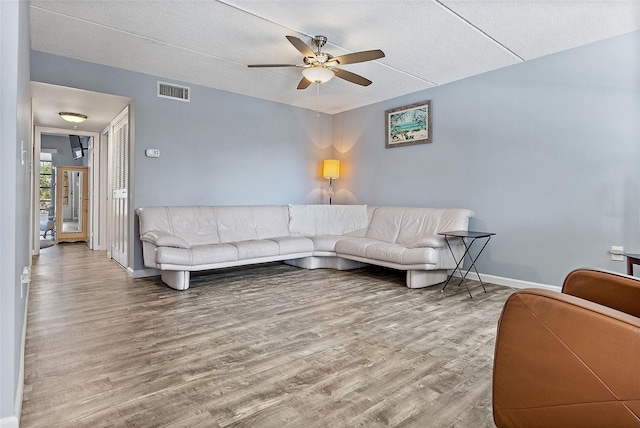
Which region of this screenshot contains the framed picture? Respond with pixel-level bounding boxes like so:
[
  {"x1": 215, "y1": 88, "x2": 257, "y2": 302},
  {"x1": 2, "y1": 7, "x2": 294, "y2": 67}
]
[{"x1": 385, "y1": 101, "x2": 432, "y2": 148}]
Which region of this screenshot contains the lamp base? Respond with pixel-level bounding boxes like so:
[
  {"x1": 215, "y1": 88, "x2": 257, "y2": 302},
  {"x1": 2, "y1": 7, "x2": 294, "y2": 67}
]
[{"x1": 328, "y1": 177, "x2": 334, "y2": 205}]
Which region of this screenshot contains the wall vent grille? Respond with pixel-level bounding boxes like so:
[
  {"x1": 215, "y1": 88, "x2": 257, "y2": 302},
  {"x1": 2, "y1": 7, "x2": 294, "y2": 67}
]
[{"x1": 157, "y1": 81, "x2": 190, "y2": 102}]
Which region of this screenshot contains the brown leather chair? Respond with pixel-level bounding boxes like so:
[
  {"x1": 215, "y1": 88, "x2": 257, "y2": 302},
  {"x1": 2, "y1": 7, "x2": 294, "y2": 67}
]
[{"x1": 492, "y1": 268, "x2": 640, "y2": 427}]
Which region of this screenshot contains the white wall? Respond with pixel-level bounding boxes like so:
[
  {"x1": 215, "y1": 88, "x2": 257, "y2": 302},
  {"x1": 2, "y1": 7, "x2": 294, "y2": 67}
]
[
  {"x1": 0, "y1": 0, "x2": 31, "y2": 425},
  {"x1": 332, "y1": 31, "x2": 640, "y2": 286}
]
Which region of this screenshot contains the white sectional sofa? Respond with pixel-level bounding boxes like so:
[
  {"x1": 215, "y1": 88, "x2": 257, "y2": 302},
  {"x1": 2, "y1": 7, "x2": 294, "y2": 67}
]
[{"x1": 136, "y1": 205, "x2": 474, "y2": 290}]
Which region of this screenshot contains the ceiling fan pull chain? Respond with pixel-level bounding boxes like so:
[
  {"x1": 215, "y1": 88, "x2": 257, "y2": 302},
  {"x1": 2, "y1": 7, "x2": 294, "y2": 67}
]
[{"x1": 316, "y1": 83, "x2": 320, "y2": 117}]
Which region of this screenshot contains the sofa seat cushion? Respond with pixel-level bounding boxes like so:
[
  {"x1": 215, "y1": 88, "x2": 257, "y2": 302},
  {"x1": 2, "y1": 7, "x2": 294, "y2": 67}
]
[
  {"x1": 335, "y1": 237, "x2": 381, "y2": 257},
  {"x1": 230, "y1": 239, "x2": 280, "y2": 259},
  {"x1": 365, "y1": 243, "x2": 438, "y2": 265},
  {"x1": 155, "y1": 237, "x2": 312, "y2": 267},
  {"x1": 156, "y1": 243, "x2": 238, "y2": 266},
  {"x1": 270, "y1": 236, "x2": 314, "y2": 254},
  {"x1": 309, "y1": 235, "x2": 344, "y2": 252},
  {"x1": 336, "y1": 238, "x2": 438, "y2": 265}
]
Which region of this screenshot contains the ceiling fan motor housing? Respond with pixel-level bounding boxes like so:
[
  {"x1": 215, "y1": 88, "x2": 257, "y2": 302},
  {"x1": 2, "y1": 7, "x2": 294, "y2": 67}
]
[{"x1": 313, "y1": 35, "x2": 328, "y2": 50}]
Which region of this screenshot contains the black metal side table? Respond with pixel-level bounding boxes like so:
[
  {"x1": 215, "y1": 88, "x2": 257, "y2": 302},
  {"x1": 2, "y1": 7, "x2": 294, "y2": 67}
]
[
  {"x1": 438, "y1": 230, "x2": 495, "y2": 298},
  {"x1": 624, "y1": 253, "x2": 640, "y2": 276}
]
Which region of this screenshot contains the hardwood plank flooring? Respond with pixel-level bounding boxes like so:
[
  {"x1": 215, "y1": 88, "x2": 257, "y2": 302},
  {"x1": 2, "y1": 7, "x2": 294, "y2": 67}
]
[{"x1": 22, "y1": 243, "x2": 514, "y2": 427}]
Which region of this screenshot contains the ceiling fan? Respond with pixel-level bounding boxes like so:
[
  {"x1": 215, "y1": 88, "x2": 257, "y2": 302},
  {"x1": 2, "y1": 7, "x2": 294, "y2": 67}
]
[{"x1": 248, "y1": 35, "x2": 385, "y2": 90}]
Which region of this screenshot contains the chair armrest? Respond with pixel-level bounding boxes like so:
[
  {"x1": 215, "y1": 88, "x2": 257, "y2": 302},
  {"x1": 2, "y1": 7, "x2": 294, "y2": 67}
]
[
  {"x1": 493, "y1": 289, "x2": 640, "y2": 428},
  {"x1": 562, "y1": 268, "x2": 640, "y2": 318},
  {"x1": 140, "y1": 231, "x2": 190, "y2": 249}
]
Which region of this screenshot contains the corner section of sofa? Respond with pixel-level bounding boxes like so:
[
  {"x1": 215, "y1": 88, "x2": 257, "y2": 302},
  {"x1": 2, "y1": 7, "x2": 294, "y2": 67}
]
[{"x1": 136, "y1": 205, "x2": 475, "y2": 291}]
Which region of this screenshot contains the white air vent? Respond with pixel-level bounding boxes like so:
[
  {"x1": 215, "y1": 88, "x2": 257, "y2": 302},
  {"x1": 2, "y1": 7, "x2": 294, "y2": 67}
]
[{"x1": 157, "y1": 81, "x2": 190, "y2": 102}]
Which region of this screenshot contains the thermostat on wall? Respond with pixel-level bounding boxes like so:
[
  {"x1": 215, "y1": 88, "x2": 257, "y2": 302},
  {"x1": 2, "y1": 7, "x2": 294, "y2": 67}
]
[{"x1": 145, "y1": 148, "x2": 160, "y2": 158}]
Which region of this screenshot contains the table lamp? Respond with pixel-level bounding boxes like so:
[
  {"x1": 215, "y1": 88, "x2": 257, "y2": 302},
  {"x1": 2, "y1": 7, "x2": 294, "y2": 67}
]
[{"x1": 322, "y1": 159, "x2": 340, "y2": 205}]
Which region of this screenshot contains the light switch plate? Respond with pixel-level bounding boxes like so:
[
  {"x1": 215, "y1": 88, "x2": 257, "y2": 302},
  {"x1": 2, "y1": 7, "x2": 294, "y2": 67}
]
[{"x1": 145, "y1": 148, "x2": 160, "y2": 158}]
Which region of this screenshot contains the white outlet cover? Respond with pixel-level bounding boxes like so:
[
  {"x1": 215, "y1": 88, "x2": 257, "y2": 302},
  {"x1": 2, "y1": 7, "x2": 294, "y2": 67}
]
[{"x1": 145, "y1": 148, "x2": 160, "y2": 158}]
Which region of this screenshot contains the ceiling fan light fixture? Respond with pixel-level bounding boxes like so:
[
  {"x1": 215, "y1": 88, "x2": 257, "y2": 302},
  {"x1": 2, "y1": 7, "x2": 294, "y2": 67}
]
[
  {"x1": 302, "y1": 66, "x2": 335, "y2": 83},
  {"x1": 59, "y1": 112, "x2": 88, "y2": 123}
]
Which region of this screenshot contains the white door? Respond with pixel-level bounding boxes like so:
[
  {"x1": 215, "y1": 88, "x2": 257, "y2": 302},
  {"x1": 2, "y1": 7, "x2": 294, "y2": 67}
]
[{"x1": 109, "y1": 107, "x2": 129, "y2": 268}]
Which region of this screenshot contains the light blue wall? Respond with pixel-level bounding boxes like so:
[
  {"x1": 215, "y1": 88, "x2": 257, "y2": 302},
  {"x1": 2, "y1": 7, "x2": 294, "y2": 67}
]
[
  {"x1": 31, "y1": 51, "x2": 334, "y2": 271},
  {"x1": 1, "y1": 0, "x2": 31, "y2": 422},
  {"x1": 333, "y1": 31, "x2": 640, "y2": 286},
  {"x1": 30, "y1": 32, "x2": 640, "y2": 286}
]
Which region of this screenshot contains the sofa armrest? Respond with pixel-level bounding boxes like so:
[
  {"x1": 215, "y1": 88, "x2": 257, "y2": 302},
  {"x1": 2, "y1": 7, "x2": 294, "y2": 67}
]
[
  {"x1": 493, "y1": 289, "x2": 640, "y2": 428},
  {"x1": 562, "y1": 268, "x2": 640, "y2": 318},
  {"x1": 406, "y1": 235, "x2": 448, "y2": 248},
  {"x1": 140, "y1": 231, "x2": 190, "y2": 249}
]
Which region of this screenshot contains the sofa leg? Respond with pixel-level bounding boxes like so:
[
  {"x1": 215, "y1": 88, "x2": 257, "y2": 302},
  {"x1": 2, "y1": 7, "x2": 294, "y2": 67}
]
[
  {"x1": 406, "y1": 270, "x2": 447, "y2": 289},
  {"x1": 284, "y1": 256, "x2": 366, "y2": 270},
  {"x1": 161, "y1": 270, "x2": 190, "y2": 290}
]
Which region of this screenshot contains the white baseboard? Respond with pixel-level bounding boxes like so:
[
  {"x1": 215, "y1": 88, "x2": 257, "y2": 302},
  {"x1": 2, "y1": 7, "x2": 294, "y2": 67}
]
[
  {"x1": 127, "y1": 267, "x2": 160, "y2": 278},
  {"x1": 3, "y1": 283, "x2": 30, "y2": 428},
  {"x1": 0, "y1": 416, "x2": 18, "y2": 428},
  {"x1": 128, "y1": 265, "x2": 559, "y2": 290},
  {"x1": 453, "y1": 270, "x2": 561, "y2": 292}
]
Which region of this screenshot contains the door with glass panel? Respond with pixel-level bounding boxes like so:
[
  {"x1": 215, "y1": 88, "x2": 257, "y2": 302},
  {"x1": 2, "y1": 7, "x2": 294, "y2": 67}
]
[{"x1": 55, "y1": 166, "x2": 89, "y2": 243}]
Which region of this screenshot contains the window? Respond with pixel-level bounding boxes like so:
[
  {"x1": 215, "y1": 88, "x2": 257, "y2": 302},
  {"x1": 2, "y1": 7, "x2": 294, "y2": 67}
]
[{"x1": 40, "y1": 153, "x2": 53, "y2": 216}]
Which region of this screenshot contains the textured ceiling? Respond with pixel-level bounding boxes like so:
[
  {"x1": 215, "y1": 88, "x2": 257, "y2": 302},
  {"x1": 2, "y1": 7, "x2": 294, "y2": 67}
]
[
  {"x1": 31, "y1": 82, "x2": 132, "y2": 132},
  {"x1": 30, "y1": 1, "x2": 640, "y2": 115}
]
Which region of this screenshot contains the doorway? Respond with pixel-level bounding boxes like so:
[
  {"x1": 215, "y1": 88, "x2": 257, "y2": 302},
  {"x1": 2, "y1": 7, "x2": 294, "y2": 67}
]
[
  {"x1": 30, "y1": 82, "x2": 133, "y2": 265},
  {"x1": 32, "y1": 128, "x2": 102, "y2": 254},
  {"x1": 55, "y1": 166, "x2": 89, "y2": 243}
]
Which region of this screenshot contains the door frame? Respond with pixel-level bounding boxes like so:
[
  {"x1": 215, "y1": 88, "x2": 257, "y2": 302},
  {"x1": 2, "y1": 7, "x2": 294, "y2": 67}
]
[{"x1": 32, "y1": 127, "x2": 103, "y2": 255}]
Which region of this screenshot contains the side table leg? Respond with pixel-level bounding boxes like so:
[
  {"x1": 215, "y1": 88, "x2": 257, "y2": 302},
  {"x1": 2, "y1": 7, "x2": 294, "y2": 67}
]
[
  {"x1": 463, "y1": 236, "x2": 491, "y2": 293},
  {"x1": 441, "y1": 236, "x2": 468, "y2": 294},
  {"x1": 442, "y1": 237, "x2": 473, "y2": 298}
]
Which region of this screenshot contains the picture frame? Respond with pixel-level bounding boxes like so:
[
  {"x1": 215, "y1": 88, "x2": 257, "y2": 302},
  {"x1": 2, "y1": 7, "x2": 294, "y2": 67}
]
[{"x1": 385, "y1": 100, "x2": 432, "y2": 148}]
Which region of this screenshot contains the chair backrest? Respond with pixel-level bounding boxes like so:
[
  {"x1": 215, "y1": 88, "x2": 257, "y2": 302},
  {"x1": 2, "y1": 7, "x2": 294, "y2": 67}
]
[
  {"x1": 493, "y1": 288, "x2": 640, "y2": 427},
  {"x1": 562, "y1": 268, "x2": 640, "y2": 318}
]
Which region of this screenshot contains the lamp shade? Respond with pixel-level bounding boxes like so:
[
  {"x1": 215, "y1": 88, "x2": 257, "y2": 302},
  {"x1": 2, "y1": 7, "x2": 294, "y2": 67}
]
[
  {"x1": 323, "y1": 159, "x2": 340, "y2": 179},
  {"x1": 302, "y1": 66, "x2": 335, "y2": 83},
  {"x1": 59, "y1": 112, "x2": 88, "y2": 123}
]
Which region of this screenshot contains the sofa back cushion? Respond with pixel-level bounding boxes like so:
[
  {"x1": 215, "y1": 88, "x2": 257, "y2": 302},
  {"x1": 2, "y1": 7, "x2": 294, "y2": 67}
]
[
  {"x1": 137, "y1": 206, "x2": 221, "y2": 246},
  {"x1": 137, "y1": 206, "x2": 290, "y2": 246},
  {"x1": 216, "y1": 206, "x2": 290, "y2": 242},
  {"x1": 288, "y1": 205, "x2": 368, "y2": 236},
  {"x1": 365, "y1": 207, "x2": 475, "y2": 245}
]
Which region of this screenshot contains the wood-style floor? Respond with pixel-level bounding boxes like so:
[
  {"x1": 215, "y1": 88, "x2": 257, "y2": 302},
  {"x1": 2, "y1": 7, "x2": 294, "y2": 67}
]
[{"x1": 22, "y1": 243, "x2": 514, "y2": 427}]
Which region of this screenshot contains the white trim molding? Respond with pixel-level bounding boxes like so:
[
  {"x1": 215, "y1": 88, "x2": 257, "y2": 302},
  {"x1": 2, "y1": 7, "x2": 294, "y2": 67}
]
[
  {"x1": 0, "y1": 416, "x2": 19, "y2": 428},
  {"x1": 453, "y1": 270, "x2": 561, "y2": 292},
  {"x1": 128, "y1": 265, "x2": 562, "y2": 290},
  {"x1": 1, "y1": 282, "x2": 29, "y2": 428},
  {"x1": 127, "y1": 267, "x2": 161, "y2": 279}
]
